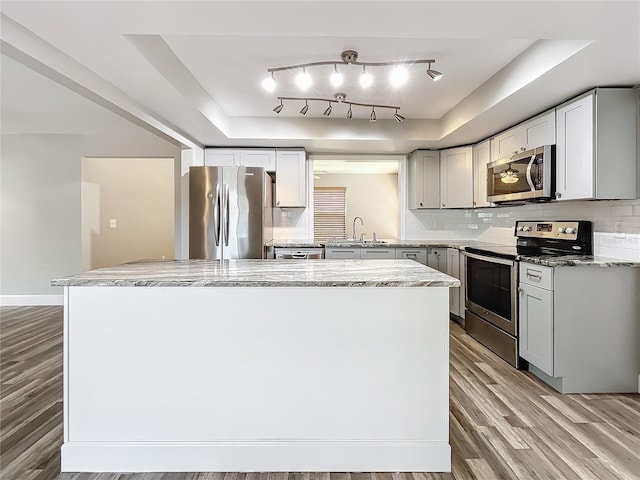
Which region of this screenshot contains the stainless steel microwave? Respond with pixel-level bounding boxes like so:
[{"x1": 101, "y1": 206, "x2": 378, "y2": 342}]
[{"x1": 487, "y1": 145, "x2": 554, "y2": 203}]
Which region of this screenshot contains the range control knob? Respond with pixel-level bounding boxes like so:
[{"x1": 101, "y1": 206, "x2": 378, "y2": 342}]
[
  {"x1": 517, "y1": 226, "x2": 524, "y2": 232},
  {"x1": 565, "y1": 227, "x2": 576, "y2": 235},
  {"x1": 557, "y1": 227, "x2": 565, "y2": 234},
  {"x1": 522, "y1": 226, "x2": 532, "y2": 232}
]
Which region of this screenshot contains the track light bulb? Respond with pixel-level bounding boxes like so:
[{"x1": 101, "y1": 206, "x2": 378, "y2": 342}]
[
  {"x1": 273, "y1": 101, "x2": 283, "y2": 113},
  {"x1": 394, "y1": 109, "x2": 405, "y2": 122},
  {"x1": 300, "y1": 100, "x2": 309, "y2": 115},
  {"x1": 390, "y1": 66, "x2": 409, "y2": 87},
  {"x1": 262, "y1": 73, "x2": 276, "y2": 92},
  {"x1": 295, "y1": 69, "x2": 312, "y2": 90},
  {"x1": 346, "y1": 105, "x2": 353, "y2": 119},
  {"x1": 370, "y1": 107, "x2": 376, "y2": 122},
  {"x1": 360, "y1": 66, "x2": 373, "y2": 89},
  {"x1": 330, "y1": 66, "x2": 343, "y2": 87},
  {"x1": 323, "y1": 103, "x2": 332, "y2": 116},
  {"x1": 427, "y1": 63, "x2": 443, "y2": 81}
]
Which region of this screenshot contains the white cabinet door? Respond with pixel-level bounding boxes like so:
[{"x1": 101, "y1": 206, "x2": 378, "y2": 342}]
[
  {"x1": 522, "y1": 110, "x2": 555, "y2": 149},
  {"x1": 325, "y1": 248, "x2": 361, "y2": 259},
  {"x1": 205, "y1": 149, "x2": 240, "y2": 167},
  {"x1": 446, "y1": 248, "x2": 461, "y2": 317},
  {"x1": 556, "y1": 94, "x2": 595, "y2": 201},
  {"x1": 473, "y1": 139, "x2": 491, "y2": 208},
  {"x1": 519, "y1": 283, "x2": 554, "y2": 375},
  {"x1": 240, "y1": 149, "x2": 276, "y2": 171},
  {"x1": 427, "y1": 248, "x2": 447, "y2": 273},
  {"x1": 396, "y1": 248, "x2": 427, "y2": 265},
  {"x1": 275, "y1": 150, "x2": 306, "y2": 207},
  {"x1": 361, "y1": 248, "x2": 396, "y2": 259},
  {"x1": 408, "y1": 151, "x2": 439, "y2": 209},
  {"x1": 491, "y1": 128, "x2": 522, "y2": 162},
  {"x1": 440, "y1": 147, "x2": 473, "y2": 208}
]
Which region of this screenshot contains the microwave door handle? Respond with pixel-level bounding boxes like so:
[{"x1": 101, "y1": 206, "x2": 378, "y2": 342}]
[{"x1": 525, "y1": 155, "x2": 536, "y2": 191}]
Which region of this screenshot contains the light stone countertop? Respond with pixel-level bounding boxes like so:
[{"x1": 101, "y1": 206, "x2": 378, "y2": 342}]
[
  {"x1": 268, "y1": 239, "x2": 492, "y2": 250},
  {"x1": 518, "y1": 255, "x2": 640, "y2": 267},
  {"x1": 51, "y1": 259, "x2": 461, "y2": 288}
]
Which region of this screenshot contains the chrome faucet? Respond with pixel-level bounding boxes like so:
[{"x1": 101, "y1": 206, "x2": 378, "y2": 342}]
[{"x1": 352, "y1": 216, "x2": 364, "y2": 241}]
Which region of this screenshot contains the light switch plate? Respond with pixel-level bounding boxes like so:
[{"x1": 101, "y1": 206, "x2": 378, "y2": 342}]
[
  {"x1": 109, "y1": 218, "x2": 117, "y2": 229},
  {"x1": 614, "y1": 221, "x2": 625, "y2": 238}
]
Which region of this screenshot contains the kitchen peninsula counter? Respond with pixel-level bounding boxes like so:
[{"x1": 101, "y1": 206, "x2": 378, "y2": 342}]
[
  {"x1": 53, "y1": 259, "x2": 456, "y2": 473},
  {"x1": 52, "y1": 258, "x2": 460, "y2": 288}
]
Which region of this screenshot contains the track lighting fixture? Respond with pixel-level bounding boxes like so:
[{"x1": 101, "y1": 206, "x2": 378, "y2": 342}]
[
  {"x1": 265, "y1": 50, "x2": 441, "y2": 92},
  {"x1": 359, "y1": 65, "x2": 373, "y2": 89},
  {"x1": 295, "y1": 67, "x2": 312, "y2": 90},
  {"x1": 390, "y1": 66, "x2": 409, "y2": 87},
  {"x1": 262, "y1": 72, "x2": 276, "y2": 92},
  {"x1": 275, "y1": 93, "x2": 401, "y2": 121},
  {"x1": 330, "y1": 65, "x2": 343, "y2": 88},
  {"x1": 426, "y1": 62, "x2": 443, "y2": 81}
]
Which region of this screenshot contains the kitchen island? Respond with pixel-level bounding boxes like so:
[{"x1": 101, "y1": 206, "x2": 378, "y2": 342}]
[{"x1": 52, "y1": 259, "x2": 459, "y2": 473}]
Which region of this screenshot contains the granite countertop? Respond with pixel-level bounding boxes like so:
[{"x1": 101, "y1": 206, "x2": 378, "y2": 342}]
[
  {"x1": 269, "y1": 239, "x2": 488, "y2": 250},
  {"x1": 518, "y1": 255, "x2": 640, "y2": 267},
  {"x1": 51, "y1": 259, "x2": 461, "y2": 288}
]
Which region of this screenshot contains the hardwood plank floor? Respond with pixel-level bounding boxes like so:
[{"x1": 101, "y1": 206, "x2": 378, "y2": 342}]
[{"x1": 1, "y1": 306, "x2": 639, "y2": 480}]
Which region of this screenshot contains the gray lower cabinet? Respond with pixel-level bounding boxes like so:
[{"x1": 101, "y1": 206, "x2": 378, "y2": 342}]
[
  {"x1": 446, "y1": 248, "x2": 461, "y2": 318},
  {"x1": 427, "y1": 248, "x2": 447, "y2": 272},
  {"x1": 517, "y1": 262, "x2": 640, "y2": 393},
  {"x1": 324, "y1": 247, "x2": 361, "y2": 259},
  {"x1": 396, "y1": 248, "x2": 427, "y2": 265},
  {"x1": 360, "y1": 248, "x2": 396, "y2": 259}
]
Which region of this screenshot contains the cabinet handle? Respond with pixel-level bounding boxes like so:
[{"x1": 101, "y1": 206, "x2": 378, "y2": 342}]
[
  {"x1": 420, "y1": 202, "x2": 423, "y2": 207},
  {"x1": 526, "y1": 272, "x2": 542, "y2": 280},
  {"x1": 518, "y1": 287, "x2": 524, "y2": 293},
  {"x1": 521, "y1": 147, "x2": 526, "y2": 151},
  {"x1": 276, "y1": 200, "x2": 280, "y2": 206},
  {"x1": 442, "y1": 203, "x2": 446, "y2": 207},
  {"x1": 556, "y1": 192, "x2": 562, "y2": 199}
]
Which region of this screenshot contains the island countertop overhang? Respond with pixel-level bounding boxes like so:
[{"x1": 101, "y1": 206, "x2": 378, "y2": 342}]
[{"x1": 51, "y1": 259, "x2": 460, "y2": 288}]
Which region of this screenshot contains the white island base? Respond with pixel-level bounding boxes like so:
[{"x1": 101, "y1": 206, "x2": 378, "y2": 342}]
[{"x1": 60, "y1": 278, "x2": 451, "y2": 472}]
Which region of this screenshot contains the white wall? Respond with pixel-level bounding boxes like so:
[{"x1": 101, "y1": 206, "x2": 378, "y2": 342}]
[
  {"x1": 315, "y1": 173, "x2": 399, "y2": 240},
  {"x1": 82, "y1": 157, "x2": 175, "y2": 270},
  {"x1": 1, "y1": 132, "x2": 181, "y2": 297}
]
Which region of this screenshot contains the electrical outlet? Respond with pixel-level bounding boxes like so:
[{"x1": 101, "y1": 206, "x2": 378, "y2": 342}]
[
  {"x1": 614, "y1": 221, "x2": 625, "y2": 238},
  {"x1": 109, "y1": 218, "x2": 117, "y2": 229}
]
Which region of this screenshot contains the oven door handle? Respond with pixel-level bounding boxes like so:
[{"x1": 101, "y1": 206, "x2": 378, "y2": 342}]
[{"x1": 464, "y1": 251, "x2": 516, "y2": 267}]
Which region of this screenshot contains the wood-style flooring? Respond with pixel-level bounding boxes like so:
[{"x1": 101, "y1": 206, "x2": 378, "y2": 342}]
[{"x1": 1, "y1": 306, "x2": 639, "y2": 480}]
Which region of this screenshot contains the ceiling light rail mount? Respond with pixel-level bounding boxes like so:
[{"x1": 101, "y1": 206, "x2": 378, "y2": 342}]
[{"x1": 273, "y1": 93, "x2": 405, "y2": 122}]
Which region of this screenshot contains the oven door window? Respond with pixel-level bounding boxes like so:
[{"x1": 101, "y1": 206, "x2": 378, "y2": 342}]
[{"x1": 467, "y1": 255, "x2": 515, "y2": 332}]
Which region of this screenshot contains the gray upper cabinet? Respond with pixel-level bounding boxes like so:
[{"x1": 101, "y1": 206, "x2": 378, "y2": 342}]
[
  {"x1": 472, "y1": 139, "x2": 492, "y2": 208},
  {"x1": 440, "y1": 146, "x2": 473, "y2": 208},
  {"x1": 407, "y1": 150, "x2": 440, "y2": 209},
  {"x1": 555, "y1": 88, "x2": 638, "y2": 201},
  {"x1": 275, "y1": 149, "x2": 307, "y2": 207},
  {"x1": 491, "y1": 110, "x2": 555, "y2": 162},
  {"x1": 205, "y1": 148, "x2": 276, "y2": 171}
]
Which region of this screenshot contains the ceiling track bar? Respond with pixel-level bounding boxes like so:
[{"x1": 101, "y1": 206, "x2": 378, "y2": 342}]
[
  {"x1": 277, "y1": 96, "x2": 400, "y2": 110},
  {"x1": 268, "y1": 59, "x2": 436, "y2": 73}
]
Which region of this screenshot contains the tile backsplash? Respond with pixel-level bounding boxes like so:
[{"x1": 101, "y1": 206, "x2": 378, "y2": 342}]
[{"x1": 405, "y1": 198, "x2": 640, "y2": 240}]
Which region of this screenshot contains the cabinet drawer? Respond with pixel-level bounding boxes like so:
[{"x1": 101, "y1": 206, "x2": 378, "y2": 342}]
[
  {"x1": 519, "y1": 263, "x2": 553, "y2": 290},
  {"x1": 361, "y1": 248, "x2": 396, "y2": 260},
  {"x1": 396, "y1": 248, "x2": 427, "y2": 264}
]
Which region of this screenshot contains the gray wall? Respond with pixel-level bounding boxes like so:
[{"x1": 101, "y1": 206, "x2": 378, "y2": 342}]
[{"x1": 1, "y1": 132, "x2": 181, "y2": 296}]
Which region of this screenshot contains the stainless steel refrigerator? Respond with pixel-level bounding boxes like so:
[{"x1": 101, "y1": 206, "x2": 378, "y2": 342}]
[{"x1": 189, "y1": 166, "x2": 273, "y2": 259}]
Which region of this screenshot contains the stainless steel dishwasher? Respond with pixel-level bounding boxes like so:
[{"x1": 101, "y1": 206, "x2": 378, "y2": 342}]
[{"x1": 273, "y1": 247, "x2": 324, "y2": 259}]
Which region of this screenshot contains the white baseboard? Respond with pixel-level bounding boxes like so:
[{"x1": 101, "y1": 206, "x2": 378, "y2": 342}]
[
  {"x1": 0, "y1": 294, "x2": 64, "y2": 306},
  {"x1": 61, "y1": 440, "x2": 451, "y2": 472}
]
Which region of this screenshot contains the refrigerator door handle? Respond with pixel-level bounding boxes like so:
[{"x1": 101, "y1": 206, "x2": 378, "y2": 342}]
[
  {"x1": 212, "y1": 185, "x2": 221, "y2": 246},
  {"x1": 224, "y1": 183, "x2": 230, "y2": 246}
]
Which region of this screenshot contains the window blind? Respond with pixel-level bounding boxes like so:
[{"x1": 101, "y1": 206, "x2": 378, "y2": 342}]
[{"x1": 314, "y1": 187, "x2": 346, "y2": 241}]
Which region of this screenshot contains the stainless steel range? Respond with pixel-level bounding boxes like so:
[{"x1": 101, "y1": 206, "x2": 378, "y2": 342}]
[{"x1": 464, "y1": 221, "x2": 592, "y2": 368}]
